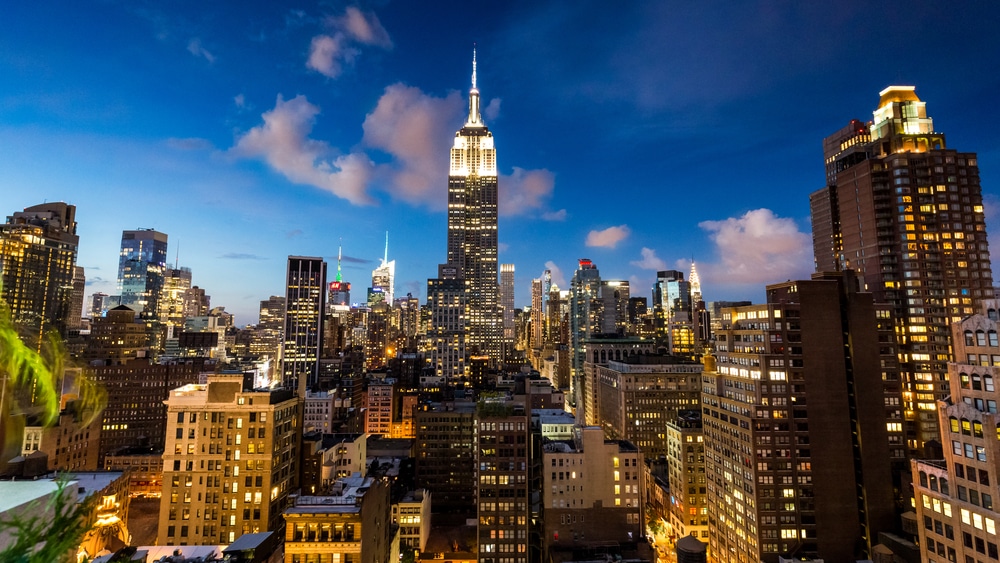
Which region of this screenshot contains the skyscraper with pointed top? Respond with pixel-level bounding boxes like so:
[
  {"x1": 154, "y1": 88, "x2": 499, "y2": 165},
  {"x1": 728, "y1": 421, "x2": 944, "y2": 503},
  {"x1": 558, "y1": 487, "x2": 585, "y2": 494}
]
[
  {"x1": 329, "y1": 240, "x2": 351, "y2": 307},
  {"x1": 371, "y1": 231, "x2": 395, "y2": 305},
  {"x1": 442, "y1": 49, "x2": 502, "y2": 365}
]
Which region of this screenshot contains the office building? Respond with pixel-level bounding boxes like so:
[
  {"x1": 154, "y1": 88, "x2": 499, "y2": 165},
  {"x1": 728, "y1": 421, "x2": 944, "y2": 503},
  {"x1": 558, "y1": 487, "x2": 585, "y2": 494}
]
[
  {"x1": 371, "y1": 233, "x2": 395, "y2": 305},
  {"x1": 476, "y1": 398, "x2": 534, "y2": 563},
  {"x1": 426, "y1": 264, "x2": 467, "y2": 381},
  {"x1": 283, "y1": 256, "x2": 327, "y2": 391},
  {"x1": 912, "y1": 300, "x2": 1000, "y2": 563},
  {"x1": 92, "y1": 356, "x2": 212, "y2": 464},
  {"x1": 541, "y1": 426, "x2": 644, "y2": 556},
  {"x1": 329, "y1": 243, "x2": 352, "y2": 307},
  {"x1": 250, "y1": 295, "x2": 285, "y2": 379},
  {"x1": 414, "y1": 400, "x2": 477, "y2": 513},
  {"x1": 159, "y1": 266, "x2": 193, "y2": 329},
  {"x1": 393, "y1": 489, "x2": 431, "y2": 551},
  {"x1": 810, "y1": 86, "x2": 993, "y2": 449},
  {"x1": 590, "y1": 354, "x2": 701, "y2": 459},
  {"x1": 501, "y1": 263, "x2": 515, "y2": 343},
  {"x1": 442, "y1": 50, "x2": 502, "y2": 364},
  {"x1": 69, "y1": 266, "x2": 85, "y2": 330},
  {"x1": 653, "y1": 270, "x2": 695, "y2": 357},
  {"x1": 530, "y1": 276, "x2": 545, "y2": 350},
  {"x1": 0, "y1": 202, "x2": 79, "y2": 344},
  {"x1": 665, "y1": 411, "x2": 708, "y2": 541},
  {"x1": 117, "y1": 229, "x2": 168, "y2": 319},
  {"x1": 704, "y1": 271, "x2": 901, "y2": 562},
  {"x1": 159, "y1": 375, "x2": 301, "y2": 545}
]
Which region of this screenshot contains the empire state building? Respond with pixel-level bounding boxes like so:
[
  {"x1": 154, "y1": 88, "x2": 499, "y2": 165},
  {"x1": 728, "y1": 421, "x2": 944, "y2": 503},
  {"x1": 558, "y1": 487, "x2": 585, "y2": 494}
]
[{"x1": 446, "y1": 51, "x2": 501, "y2": 364}]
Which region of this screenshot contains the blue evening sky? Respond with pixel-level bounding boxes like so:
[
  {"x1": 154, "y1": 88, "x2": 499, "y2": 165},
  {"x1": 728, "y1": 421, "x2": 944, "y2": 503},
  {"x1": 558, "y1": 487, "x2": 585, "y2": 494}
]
[{"x1": 3, "y1": 1, "x2": 1000, "y2": 324}]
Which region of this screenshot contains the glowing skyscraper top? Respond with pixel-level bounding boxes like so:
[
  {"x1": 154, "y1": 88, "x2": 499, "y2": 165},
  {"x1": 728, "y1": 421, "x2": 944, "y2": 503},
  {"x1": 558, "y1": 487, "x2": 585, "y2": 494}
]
[{"x1": 442, "y1": 49, "x2": 501, "y2": 364}]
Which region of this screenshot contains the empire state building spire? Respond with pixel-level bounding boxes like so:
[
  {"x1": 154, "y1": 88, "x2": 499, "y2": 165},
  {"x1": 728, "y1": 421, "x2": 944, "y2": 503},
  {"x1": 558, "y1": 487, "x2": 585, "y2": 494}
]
[{"x1": 466, "y1": 47, "x2": 482, "y2": 127}]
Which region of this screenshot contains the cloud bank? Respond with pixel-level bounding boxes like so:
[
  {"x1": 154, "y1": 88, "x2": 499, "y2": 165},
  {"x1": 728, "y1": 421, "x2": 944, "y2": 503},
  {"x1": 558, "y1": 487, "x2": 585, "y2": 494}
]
[
  {"x1": 362, "y1": 84, "x2": 464, "y2": 204},
  {"x1": 232, "y1": 94, "x2": 374, "y2": 205},
  {"x1": 698, "y1": 208, "x2": 812, "y2": 284}
]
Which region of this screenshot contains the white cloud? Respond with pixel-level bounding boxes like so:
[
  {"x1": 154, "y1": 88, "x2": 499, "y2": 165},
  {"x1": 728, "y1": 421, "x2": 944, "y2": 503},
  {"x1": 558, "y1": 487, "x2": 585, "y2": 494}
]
[
  {"x1": 187, "y1": 38, "x2": 215, "y2": 63},
  {"x1": 586, "y1": 225, "x2": 631, "y2": 248},
  {"x1": 307, "y1": 34, "x2": 357, "y2": 78},
  {"x1": 484, "y1": 98, "x2": 501, "y2": 122},
  {"x1": 232, "y1": 94, "x2": 374, "y2": 205},
  {"x1": 500, "y1": 167, "x2": 556, "y2": 217},
  {"x1": 698, "y1": 208, "x2": 812, "y2": 284},
  {"x1": 234, "y1": 94, "x2": 246, "y2": 108},
  {"x1": 542, "y1": 209, "x2": 567, "y2": 221},
  {"x1": 630, "y1": 247, "x2": 667, "y2": 270},
  {"x1": 545, "y1": 261, "x2": 567, "y2": 289},
  {"x1": 334, "y1": 7, "x2": 392, "y2": 48},
  {"x1": 362, "y1": 84, "x2": 464, "y2": 205},
  {"x1": 307, "y1": 7, "x2": 391, "y2": 78}
]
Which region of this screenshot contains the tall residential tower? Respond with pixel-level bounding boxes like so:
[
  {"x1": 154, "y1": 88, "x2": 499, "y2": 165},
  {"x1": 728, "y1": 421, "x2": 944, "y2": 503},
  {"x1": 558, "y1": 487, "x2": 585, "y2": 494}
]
[{"x1": 810, "y1": 86, "x2": 993, "y2": 450}]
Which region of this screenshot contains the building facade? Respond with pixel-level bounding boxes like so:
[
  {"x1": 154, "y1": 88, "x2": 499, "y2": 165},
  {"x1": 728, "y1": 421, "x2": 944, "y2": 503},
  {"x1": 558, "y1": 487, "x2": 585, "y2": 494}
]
[
  {"x1": 0, "y1": 202, "x2": 79, "y2": 344},
  {"x1": 158, "y1": 376, "x2": 301, "y2": 545},
  {"x1": 443, "y1": 51, "x2": 502, "y2": 364},
  {"x1": 284, "y1": 256, "x2": 327, "y2": 391},
  {"x1": 704, "y1": 272, "x2": 901, "y2": 562},
  {"x1": 810, "y1": 86, "x2": 994, "y2": 449},
  {"x1": 541, "y1": 426, "x2": 644, "y2": 553},
  {"x1": 592, "y1": 355, "x2": 701, "y2": 459},
  {"x1": 117, "y1": 229, "x2": 168, "y2": 319},
  {"x1": 912, "y1": 300, "x2": 1000, "y2": 563}
]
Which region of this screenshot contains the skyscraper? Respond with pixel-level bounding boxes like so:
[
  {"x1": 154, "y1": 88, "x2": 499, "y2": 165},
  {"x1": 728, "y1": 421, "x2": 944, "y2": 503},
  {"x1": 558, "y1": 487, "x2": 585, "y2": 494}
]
[
  {"x1": 283, "y1": 256, "x2": 327, "y2": 391},
  {"x1": 329, "y1": 242, "x2": 351, "y2": 307},
  {"x1": 444, "y1": 50, "x2": 501, "y2": 363},
  {"x1": 371, "y1": 232, "x2": 395, "y2": 305},
  {"x1": 810, "y1": 86, "x2": 993, "y2": 450},
  {"x1": 117, "y1": 229, "x2": 168, "y2": 319},
  {"x1": 158, "y1": 266, "x2": 192, "y2": 329},
  {"x1": 0, "y1": 202, "x2": 79, "y2": 344},
  {"x1": 530, "y1": 276, "x2": 544, "y2": 349},
  {"x1": 69, "y1": 266, "x2": 85, "y2": 330},
  {"x1": 705, "y1": 271, "x2": 901, "y2": 562},
  {"x1": 500, "y1": 263, "x2": 515, "y2": 343},
  {"x1": 427, "y1": 264, "x2": 467, "y2": 381}
]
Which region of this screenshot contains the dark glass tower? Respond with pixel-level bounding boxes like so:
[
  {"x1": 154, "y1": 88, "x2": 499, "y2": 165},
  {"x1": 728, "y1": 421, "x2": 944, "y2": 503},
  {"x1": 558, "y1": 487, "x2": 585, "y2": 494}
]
[
  {"x1": 117, "y1": 228, "x2": 168, "y2": 319},
  {"x1": 282, "y1": 256, "x2": 327, "y2": 391}
]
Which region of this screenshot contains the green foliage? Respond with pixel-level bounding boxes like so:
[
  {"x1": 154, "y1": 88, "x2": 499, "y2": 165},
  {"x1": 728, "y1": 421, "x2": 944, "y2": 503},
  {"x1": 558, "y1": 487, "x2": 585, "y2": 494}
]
[
  {"x1": 0, "y1": 298, "x2": 63, "y2": 425},
  {"x1": 0, "y1": 285, "x2": 106, "y2": 467},
  {"x1": 0, "y1": 477, "x2": 97, "y2": 563}
]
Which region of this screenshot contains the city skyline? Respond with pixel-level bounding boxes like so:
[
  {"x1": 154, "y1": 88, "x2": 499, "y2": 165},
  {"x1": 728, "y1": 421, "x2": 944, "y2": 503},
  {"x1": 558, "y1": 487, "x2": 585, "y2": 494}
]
[{"x1": 2, "y1": 2, "x2": 1000, "y2": 324}]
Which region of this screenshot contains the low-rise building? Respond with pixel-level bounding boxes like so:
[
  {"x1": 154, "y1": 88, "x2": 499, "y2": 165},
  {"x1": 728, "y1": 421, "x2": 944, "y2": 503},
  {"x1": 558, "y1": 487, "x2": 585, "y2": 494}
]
[{"x1": 283, "y1": 474, "x2": 395, "y2": 563}]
